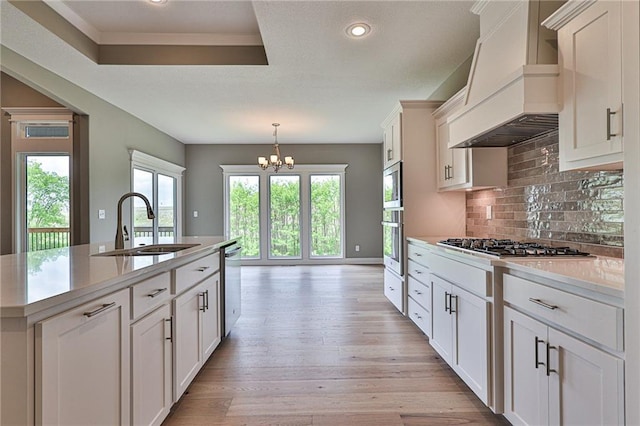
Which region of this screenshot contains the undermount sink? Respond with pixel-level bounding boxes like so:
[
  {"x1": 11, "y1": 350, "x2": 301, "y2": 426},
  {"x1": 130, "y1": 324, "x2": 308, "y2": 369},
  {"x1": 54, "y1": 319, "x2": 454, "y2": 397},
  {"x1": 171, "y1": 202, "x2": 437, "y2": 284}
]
[{"x1": 94, "y1": 243, "x2": 201, "y2": 257}]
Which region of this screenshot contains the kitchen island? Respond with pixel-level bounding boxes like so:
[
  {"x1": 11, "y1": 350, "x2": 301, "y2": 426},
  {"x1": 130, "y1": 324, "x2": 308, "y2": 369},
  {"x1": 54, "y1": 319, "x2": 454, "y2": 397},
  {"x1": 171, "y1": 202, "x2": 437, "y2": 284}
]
[
  {"x1": 405, "y1": 236, "x2": 625, "y2": 424},
  {"x1": 1, "y1": 236, "x2": 237, "y2": 426}
]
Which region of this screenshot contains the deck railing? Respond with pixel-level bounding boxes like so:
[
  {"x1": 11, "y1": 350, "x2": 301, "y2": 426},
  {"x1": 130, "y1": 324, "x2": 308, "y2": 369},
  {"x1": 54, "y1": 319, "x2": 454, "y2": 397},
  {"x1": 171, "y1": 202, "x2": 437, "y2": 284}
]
[
  {"x1": 28, "y1": 227, "x2": 70, "y2": 251},
  {"x1": 27, "y1": 227, "x2": 175, "y2": 251},
  {"x1": 133, "y1": 227, "x2": 175, "y2": 238}
]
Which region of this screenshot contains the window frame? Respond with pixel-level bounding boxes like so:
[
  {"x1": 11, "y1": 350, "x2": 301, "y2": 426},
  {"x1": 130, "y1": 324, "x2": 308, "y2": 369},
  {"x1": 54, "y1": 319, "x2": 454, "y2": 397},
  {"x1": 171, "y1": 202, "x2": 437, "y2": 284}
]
[
  {"x1": 221, "y1": 164, "x2": 347, "y2": 264},
  {"x1": 130, "y1": 150, "x2": 185, "y2": 245}
]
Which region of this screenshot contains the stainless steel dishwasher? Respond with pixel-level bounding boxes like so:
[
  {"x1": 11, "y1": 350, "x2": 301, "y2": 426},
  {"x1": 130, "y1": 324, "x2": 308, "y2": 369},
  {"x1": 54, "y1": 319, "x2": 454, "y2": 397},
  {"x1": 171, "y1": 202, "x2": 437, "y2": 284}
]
[{"x1": 221, "y1": 242, "x2": 242, "y2": 337}]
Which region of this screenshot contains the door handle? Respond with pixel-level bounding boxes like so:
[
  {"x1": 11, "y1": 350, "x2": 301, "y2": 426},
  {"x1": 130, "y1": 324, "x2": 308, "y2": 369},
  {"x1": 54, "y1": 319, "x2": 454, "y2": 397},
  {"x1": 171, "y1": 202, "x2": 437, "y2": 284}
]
[
  {"x1": 444, "y1": 291, "x2": 450, "y2": 313},
  {"x1": 534, "y1": 337, "x2": 545, "y2": 369},
  {"x1": 528, "y1": 298, "x2": 558, "y2": 310},
  {"x1": 83, "y1": 302, "x2": 116, "y2": 318},
  {"x1": 546, "y1": 343, "x2": 558, "y2": 376},
  {"x1": 606, "y1": 108, "x2": 617, "y2": 140},
  {"x1": 147, "y1": 288, "x2": 168, "y2": 298},
  {"x1": 165, "y1": 317, "x2": 173, "y2": 342},
  {"x1": 449, "y1": 294, "x2": 458, "y2": 314},
  {"x1": 199, "y1": 292, "x2": 206, "y2": 312}
]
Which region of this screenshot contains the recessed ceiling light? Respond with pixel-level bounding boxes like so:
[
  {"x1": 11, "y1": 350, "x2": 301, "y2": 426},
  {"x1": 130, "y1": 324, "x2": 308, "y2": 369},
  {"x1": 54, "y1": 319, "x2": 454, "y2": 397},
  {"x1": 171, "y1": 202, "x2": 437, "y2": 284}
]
[
  {"x1": 148, "y1": 0, "x2": 167, "y2": 4},
  {"x1": 346, "y1": 23, "x2": 371, "y2": 38}
]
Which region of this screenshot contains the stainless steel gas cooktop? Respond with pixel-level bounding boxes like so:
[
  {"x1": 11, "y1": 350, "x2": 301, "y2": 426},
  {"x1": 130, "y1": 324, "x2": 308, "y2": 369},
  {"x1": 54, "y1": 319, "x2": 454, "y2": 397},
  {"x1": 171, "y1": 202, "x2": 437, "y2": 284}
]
[{"x1": 437, "y1": 238, "x2": 592, "y2": 258}]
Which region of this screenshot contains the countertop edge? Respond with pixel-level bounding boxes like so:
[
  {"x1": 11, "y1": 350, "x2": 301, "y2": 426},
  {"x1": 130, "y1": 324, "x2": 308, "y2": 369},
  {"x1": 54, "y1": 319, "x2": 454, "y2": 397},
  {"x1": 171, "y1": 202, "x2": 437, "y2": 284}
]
[
  {"x1": 407, "y1": 236, "x2": 624, "y2": 301},
  {"x1": 1, "y1": 237, "x2": 236, "y2": 321}
]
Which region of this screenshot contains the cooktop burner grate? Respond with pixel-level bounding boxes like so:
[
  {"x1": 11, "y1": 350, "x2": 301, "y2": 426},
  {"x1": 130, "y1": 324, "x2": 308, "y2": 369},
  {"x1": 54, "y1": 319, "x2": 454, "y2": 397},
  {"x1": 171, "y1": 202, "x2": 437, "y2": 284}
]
[{"x1": 437, "y1": 238, "x2": 592, "y2": 258}]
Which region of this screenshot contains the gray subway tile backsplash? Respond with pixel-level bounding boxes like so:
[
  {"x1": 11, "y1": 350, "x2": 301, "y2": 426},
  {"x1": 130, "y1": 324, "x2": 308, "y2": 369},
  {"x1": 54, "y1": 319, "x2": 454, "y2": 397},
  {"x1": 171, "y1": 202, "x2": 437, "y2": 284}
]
[{"x1": 466, "y1": 130, "x2": 624, "y2": 258}]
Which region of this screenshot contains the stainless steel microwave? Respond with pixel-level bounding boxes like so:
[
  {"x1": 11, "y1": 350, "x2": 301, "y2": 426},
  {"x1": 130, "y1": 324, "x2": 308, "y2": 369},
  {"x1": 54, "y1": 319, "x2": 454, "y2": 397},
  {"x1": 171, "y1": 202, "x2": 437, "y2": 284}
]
[{"x1": 383, "y1": 162, "x2": 402, "y2": 209}]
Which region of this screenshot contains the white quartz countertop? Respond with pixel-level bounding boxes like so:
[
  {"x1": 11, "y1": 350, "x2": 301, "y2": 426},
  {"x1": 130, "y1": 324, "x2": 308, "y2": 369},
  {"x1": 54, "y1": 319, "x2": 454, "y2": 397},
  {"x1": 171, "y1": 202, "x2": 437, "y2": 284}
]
[
  {"x1": 0, "y1": 236, "x2": 235, "y2": 318},
  {"x1": 407, "y1": 236, "x2": 624, "y2": 299}
]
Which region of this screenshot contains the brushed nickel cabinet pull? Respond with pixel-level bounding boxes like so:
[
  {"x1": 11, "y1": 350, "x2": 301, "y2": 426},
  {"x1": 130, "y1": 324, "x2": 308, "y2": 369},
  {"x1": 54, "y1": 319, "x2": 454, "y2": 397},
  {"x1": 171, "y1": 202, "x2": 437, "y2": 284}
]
[
  {"x1": 606, "y1": 108, "x2": 617, "y2": 140},
  {"x1": 444, "y1": 291, "x2": 450, "y2": 313},
  {"x1": 147, "y1": 288, "x2": 168, "y2": 298},
  {"x1": 534, "y1": 337, "x2": 545, "y2": 369},
  {"x1": 83, "y1": 302, "x2": 116, "y2": 318},
  {"x1": 165, "y1": 317, "x2": 173, "y2": 342},
  {"x1": 528, "y1": 298, "x2": 558, "y2": 310},
  {"x1": 199, "y1": 292, "x2": 206, "y2": 312},
  {"x1": 205, "y1": 289, "x2": 210, "y2": 311},
  {"x1": 413, "y1": 312, "x2": 422, "y2": 320},
  {"x1": 197, "y1": 266, "x2": 210, "y2": 272},
  {"x1": 546, "y1": 343, "x2": 557, "y2": 376},
  {"x1": 413, "y1": 289, "x2": 422, "y2": 295},
  {"x1": 449, "y1": 294, "x2": 458, "y2": 314}
]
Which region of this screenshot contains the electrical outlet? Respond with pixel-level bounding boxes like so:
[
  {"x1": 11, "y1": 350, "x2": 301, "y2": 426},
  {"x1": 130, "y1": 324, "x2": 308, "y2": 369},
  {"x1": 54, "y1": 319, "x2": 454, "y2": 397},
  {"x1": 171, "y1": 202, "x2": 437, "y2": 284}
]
[
  {"x1": 193, "y1": 210, "x2": 198, "y2": 218},
  {"x1": 355, "y1": 244, "x2": 360, "y2": 252},
  {"x1": 98, "y1": 209, "x2": 106, "y2": 219},
  {"x1": 486, "y1": 205, "x2": 492, "y2": 220}
]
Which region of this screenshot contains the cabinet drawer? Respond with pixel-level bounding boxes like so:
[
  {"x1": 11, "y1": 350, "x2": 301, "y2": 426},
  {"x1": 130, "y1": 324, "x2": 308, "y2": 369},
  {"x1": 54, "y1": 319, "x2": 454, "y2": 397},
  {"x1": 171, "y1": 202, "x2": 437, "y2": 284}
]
[
  {"x1": 383, "y1": 268, "x2": 404, "y2": 313},
  {"x1": 407, "y1": 297, "x2": 430, "y2": 337},
  {"x1": 131, "y1": 272, "x2": 171, "y2": 320},
  {"x1": 407, "y1": 275, "x2": 431, "y2": 312},
  {"x1": 407, "y1": 259, "x2": 429, "y2": 285},
  {"x1": 503, "y1": 273, "x2": 623, "y2": 351},
  {"x1": 173, "y1": 252, "x2": 220, "y2": 294},
  {"x1": 430, "y1": 254, "x2": 490, "y2": 297},
  {"x1": 407, "y1": 243, "x2": 431, "y2": 267}
]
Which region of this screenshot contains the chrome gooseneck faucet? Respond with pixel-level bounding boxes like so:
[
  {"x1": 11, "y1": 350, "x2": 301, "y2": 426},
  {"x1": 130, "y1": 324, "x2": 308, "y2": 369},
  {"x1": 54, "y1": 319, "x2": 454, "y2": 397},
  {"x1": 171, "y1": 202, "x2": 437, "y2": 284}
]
[{"x1": 115, "y1": 192, "x2": 155, "y2": 250}]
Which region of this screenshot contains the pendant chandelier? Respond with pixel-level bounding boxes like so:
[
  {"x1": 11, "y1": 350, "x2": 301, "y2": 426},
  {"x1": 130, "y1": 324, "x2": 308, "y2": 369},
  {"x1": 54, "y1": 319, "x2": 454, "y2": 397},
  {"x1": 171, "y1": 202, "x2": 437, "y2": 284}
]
[{"x1": 257, "y1": 123, "x2": 294, "y2": 172}]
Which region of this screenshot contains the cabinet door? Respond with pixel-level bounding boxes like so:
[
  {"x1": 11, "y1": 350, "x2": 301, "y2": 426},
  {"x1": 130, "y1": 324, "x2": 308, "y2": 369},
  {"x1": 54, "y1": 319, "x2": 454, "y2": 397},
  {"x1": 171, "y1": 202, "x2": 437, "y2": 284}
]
[
  {"x1": 437, "y1": 118, "x2": 468, "y2": 189},
  {"x1": 131, "y1": 304, "x2": 172, "y2": 426},
  {"x1": 36, "y1": 289, "x2": 130, "y2": 425},
  {"x1": 383, "y1": 268, "x2": 404, "y2": 314},
  {"x1": 383, "y1": 112, "x2": 402, "y2": 168},
  {"x1": 559, "y1": 0, "x2": 623, "y2": 169},
  {"x1": 503, "y1": 307, "x2": 549, "y2": 426},
  {"x1": 429, "y1": 275, "x2": 452, "y2": 363},
  {"x1": 451, "y1": 286, "x2": 489, "y2": 404},
  {"x1": 201, "y1": 273, "x2": 221, "y2": 361},
  {"x1": 548, "y1": 328, "x2": 624, "y2": 426},
  {"x1": 173, "y1": 283, "x2": 205, "y2": 400},
  {"x1": 437, "y1": 118, "x2": 453, "y2": 188}
]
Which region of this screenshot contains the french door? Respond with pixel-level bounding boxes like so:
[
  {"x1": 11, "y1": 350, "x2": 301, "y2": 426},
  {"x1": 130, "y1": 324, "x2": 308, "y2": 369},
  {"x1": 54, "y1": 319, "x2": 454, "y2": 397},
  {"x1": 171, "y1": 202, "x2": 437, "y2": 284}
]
[{"x1": 223, "y1": 165, "x2": 346, "y2": 262}]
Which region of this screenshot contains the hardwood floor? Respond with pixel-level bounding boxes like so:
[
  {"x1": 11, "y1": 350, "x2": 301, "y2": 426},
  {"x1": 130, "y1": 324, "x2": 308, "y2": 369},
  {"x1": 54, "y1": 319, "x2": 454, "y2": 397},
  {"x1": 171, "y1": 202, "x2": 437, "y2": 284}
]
[{"x1": 164, "y1": 265, "x2": 507, "y2": 426}]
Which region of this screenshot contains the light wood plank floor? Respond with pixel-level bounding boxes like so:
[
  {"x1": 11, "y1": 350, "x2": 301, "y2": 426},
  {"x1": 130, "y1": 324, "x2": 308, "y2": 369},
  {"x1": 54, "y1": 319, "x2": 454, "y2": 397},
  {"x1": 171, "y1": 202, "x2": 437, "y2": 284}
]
[{"x1": 164, "y1": 265, "x2": 508, "y2": 426}]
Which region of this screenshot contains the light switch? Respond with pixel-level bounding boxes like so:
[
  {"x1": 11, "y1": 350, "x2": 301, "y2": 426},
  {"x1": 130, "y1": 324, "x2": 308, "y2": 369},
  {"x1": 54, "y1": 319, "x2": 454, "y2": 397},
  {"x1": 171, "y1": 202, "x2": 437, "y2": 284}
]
[
  {"x1": 193, "y1": 210, "x2": 198, "y2": 218},
  {"x1": 98, "y1": 209, "x2": 106, "y2": 219}
]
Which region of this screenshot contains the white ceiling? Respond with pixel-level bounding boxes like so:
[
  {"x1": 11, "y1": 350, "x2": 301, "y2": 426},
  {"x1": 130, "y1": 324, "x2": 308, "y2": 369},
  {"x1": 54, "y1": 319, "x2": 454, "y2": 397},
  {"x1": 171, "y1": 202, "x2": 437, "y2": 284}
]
[{"x1": 1, "y1": 1, "x2": 479, "y2": 145}]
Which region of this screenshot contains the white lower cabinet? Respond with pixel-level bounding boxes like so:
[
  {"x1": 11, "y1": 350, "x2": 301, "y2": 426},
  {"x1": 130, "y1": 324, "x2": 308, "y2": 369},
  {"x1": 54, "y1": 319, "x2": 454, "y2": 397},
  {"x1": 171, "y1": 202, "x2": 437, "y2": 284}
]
[
  {"x1": 383, "y1": 268, "x2": 404, "y2": 313},
  {"x1": 430, "y1": 274, "x2": 489, "y2": 404},
  {"x1": 504, "y1": 306, "x2": 624, "y2": 426},
  {"x1": 174, "y1": 272, "x2": 221, "y2": 400},
  {"x1": 36, "y1": 288, "x2": 130, "y2": 425},
  {"x1": 131, "y1": 304, "x2": 172, "y2": 426}
]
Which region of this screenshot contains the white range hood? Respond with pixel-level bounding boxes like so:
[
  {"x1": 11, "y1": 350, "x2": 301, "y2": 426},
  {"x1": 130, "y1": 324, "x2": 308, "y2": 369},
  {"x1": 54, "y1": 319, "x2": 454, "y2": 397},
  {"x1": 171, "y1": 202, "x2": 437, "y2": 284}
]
[{"x1": 448, "y1": 0, "x2": 564, "y2": 148}]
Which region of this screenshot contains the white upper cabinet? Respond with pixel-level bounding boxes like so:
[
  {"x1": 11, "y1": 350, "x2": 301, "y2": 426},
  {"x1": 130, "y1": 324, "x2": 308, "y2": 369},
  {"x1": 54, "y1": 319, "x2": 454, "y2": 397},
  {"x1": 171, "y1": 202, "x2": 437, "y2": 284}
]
[
  {"x1": 382, "y1": 110, "x2": 402, "y2": 169},
  {"x1": 434, "y1": 88, "x2": 507, "y2": 191},
  {"x1": 544, "y1": 0, "x2": 628, "y2": 171}
]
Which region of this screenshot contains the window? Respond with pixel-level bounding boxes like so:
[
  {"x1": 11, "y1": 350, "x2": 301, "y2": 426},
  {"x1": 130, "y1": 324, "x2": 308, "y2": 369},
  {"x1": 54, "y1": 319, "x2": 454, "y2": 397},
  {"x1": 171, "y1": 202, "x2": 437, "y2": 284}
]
[
  {"x1": 269, "y1": 175, "x2": 301, "y2": 258},
  {"x1": 310, "y1": 174, "x2": 342, "y2": 257},
  {"x1": 222, "y1": 164, "x2": 346, "y2": 262},
  {"x1": 228, "y1": 176, "x2": 260, "y2": 258},
  {"x1": 130, "y1": 150, "x2": 184, "y2": 246}
]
